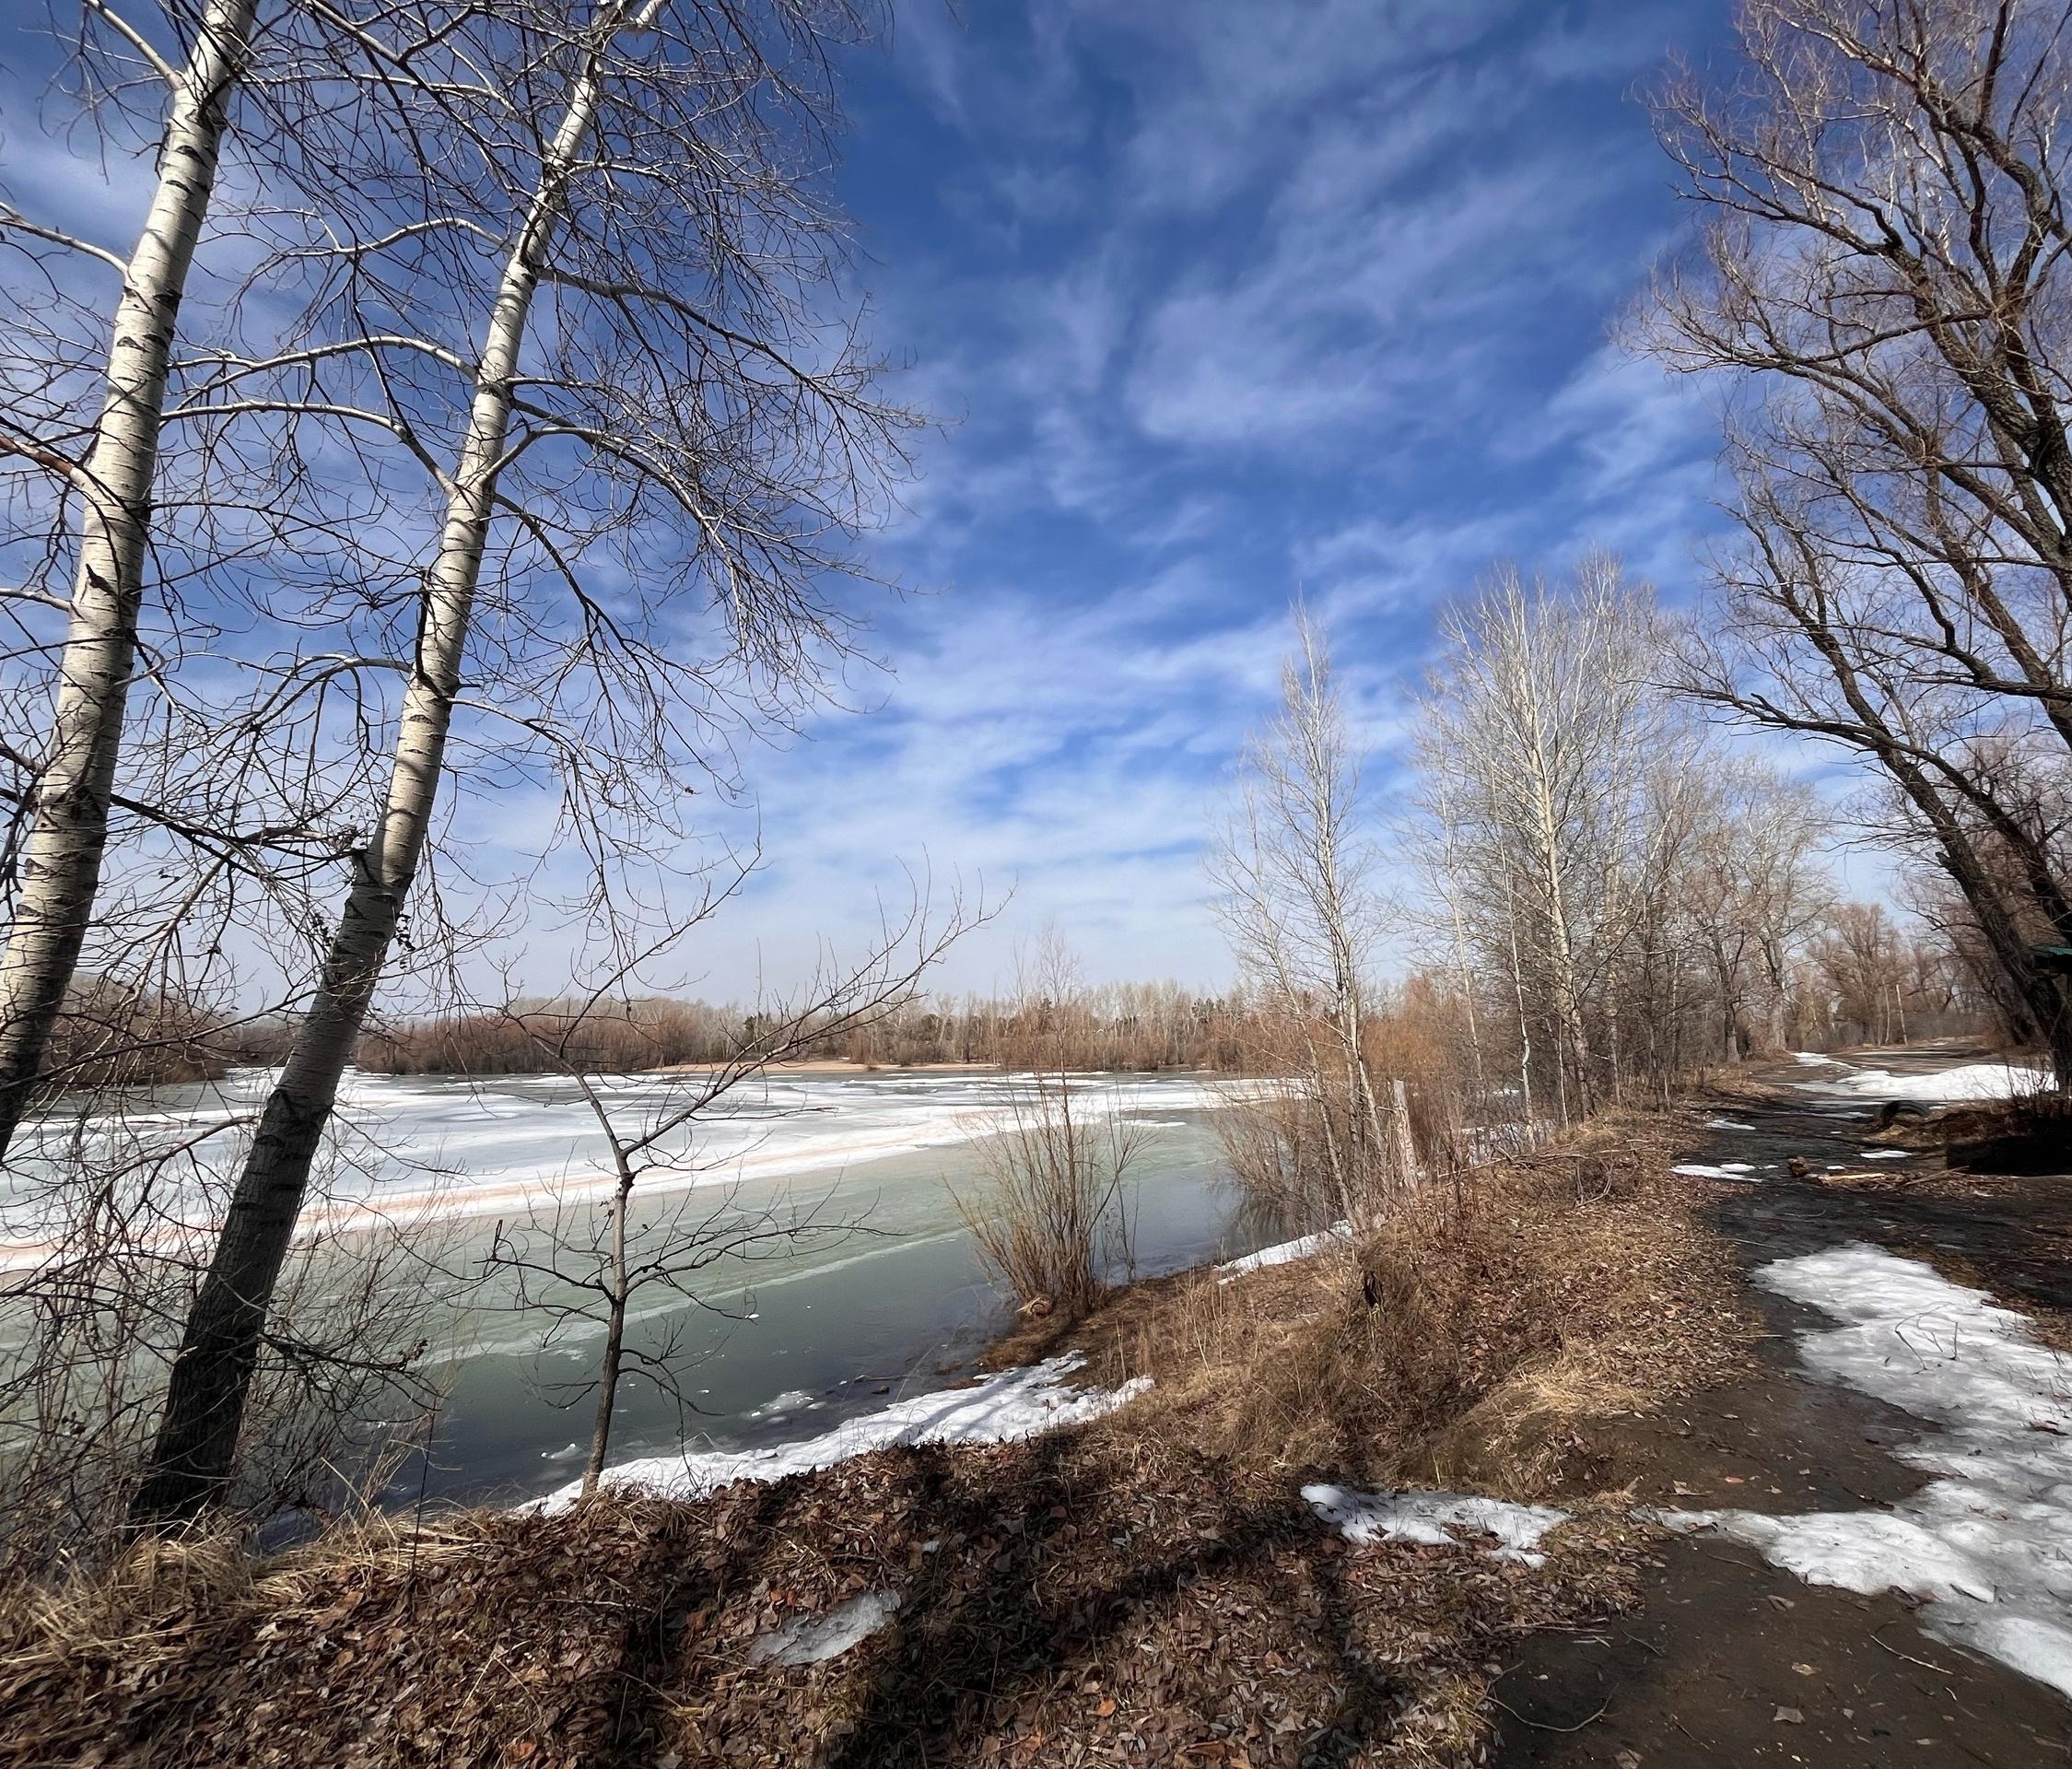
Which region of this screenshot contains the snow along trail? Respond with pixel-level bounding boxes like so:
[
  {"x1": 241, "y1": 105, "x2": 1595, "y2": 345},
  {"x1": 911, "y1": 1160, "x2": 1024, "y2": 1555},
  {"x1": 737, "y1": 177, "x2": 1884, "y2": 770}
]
[
  {"x1": 1663, "y1": 1244, "x2": 2072, "y2": 1698},
  {"x1": 537, "y1": 1354, "x2": 1151, "y2": 1509},
  {"x1": 1305, "y1": 1484, "x2": 1569, "y2": 1567},
  {"x1": 1672, "y1": 1161, "x2": 1763, "y2": 1182},
  {"x1": 1790, "y1": 1059, "x2": 2052, "y2": 1104}
]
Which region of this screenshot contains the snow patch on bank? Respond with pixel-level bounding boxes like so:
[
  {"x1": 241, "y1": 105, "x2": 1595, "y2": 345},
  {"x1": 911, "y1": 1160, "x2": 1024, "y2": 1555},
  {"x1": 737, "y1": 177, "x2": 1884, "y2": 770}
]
[
  {"x1": 1305, "y1": 1483, "x2": 1568, "y2": 1566},
  {"x1": 748, "y1": 1590, "x2": 901, "y2": 1667},
  {"x1": 1217, "y1": 1223, "x2": 1348, "y2": 1280},
  {"x1": 541, "y1": 1355, "x2": 1150, "y2": 1509},
  {"x1": 1664, "y1": 1244, "x2": 2072, "y2": 1698}
]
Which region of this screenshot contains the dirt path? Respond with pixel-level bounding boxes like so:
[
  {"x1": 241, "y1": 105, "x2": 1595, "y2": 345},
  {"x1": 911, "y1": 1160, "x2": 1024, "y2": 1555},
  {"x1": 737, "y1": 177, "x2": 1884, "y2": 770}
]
[{"x1": 1492, "y1": 1046, "x2": 2072, "y2": 1766}]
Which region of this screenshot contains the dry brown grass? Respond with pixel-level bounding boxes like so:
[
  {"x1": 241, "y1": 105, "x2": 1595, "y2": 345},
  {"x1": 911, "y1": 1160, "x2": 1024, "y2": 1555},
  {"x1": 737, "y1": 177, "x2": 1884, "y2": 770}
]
[
  {"x1": 1018, "y1": 1110, "x2": 1757, "y2": 1500},
  {"x1": 0, "y1": 1434, "x2": 1656, "y2": 1769}
]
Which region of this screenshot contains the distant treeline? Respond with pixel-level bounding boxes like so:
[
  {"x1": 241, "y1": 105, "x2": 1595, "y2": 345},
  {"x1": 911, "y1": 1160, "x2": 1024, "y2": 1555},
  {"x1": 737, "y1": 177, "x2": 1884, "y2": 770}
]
[
  {"x1": 352, "y1": 981, "x2": 1258, "y2": 1076},
  {"x1": 36, "y1": 976, "x2": 228, "y2": 1095},
  {"x1": 61, "y1": 908, "x2": 2005, "y2": 1092}
]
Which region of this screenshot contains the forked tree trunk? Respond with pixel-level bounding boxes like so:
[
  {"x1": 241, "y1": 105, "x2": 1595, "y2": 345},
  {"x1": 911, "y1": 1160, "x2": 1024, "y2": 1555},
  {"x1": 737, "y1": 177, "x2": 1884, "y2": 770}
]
[
  {"x1": 131, "y1": 19, "x2": 631, "y2": 1525},
  {"x1": 0, "y1": 0, "x2": 256, "y2": 1157}
]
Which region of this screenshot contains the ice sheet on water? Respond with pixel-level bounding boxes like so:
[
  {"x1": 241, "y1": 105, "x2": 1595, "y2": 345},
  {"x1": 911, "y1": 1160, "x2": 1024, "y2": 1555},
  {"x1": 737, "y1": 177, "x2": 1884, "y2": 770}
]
[
  {"x1": 1661, "y1": 1243, "x2": 2072, "y2": 1698},
  {"x1": 1, "y1": 1068, "x2": 1235, "y2": 1269},
  {"x1": 1673, "y1": 1162, "x2": 1762, "y2": 1182},
  {"x1": 1304, "y1": 1483, "x2": 1568, "y2": 1566}
]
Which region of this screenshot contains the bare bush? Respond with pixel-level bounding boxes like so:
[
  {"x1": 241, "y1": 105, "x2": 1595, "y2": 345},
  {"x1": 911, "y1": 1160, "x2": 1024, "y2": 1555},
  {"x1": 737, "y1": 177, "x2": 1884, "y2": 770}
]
[
  {"x1": 954, "y1": 1068, "x2": 1146, "y2": 1322},
  {"x1": 0, "y1": 1159, "x2": 450, "y2": 1581},
  {"x1": 951, "y1": 937, "x2": 1144, "y2": 1320}
]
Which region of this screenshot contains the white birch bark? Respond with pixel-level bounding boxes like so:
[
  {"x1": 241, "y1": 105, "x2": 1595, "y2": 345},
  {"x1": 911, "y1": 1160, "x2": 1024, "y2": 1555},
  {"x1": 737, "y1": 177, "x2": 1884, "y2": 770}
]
[
  {"x1": 0, "y1": 0, "x2": 257, "y2": 1155},
  {"x1": 133, "y1": 6, "x2": 646, "y2": 1522}
]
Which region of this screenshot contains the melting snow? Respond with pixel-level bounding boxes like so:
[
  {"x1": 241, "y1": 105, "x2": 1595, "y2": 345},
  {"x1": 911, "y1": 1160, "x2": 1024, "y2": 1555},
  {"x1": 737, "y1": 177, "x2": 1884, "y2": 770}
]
[
  {"x1": 540, "y1": 1355, "x2": 1150, "y2": 1509},
  {"x1": 1794, "y1": 1061, "x2": 2052, "y2": 1104},
  {"x1": 1673, "y1": 1162, "x2": 1762, "y2": 1182},
  {"x1": 1217, "y1": 1223, "x2": 1348, "y2": 1279},
  {"x1": 1704, "y1": 1117, "x2": 1756, "y2": 1131},
  {"x1": 1663, "y1": 1244, "x2": 2072, "y2": 1698},
  {"x1": 748, "y1": 1590, "x2": 901, "y2": 1667},
  {"x1": 1304, "y1": 1483, "x2": 1569, "y2": 1567}
]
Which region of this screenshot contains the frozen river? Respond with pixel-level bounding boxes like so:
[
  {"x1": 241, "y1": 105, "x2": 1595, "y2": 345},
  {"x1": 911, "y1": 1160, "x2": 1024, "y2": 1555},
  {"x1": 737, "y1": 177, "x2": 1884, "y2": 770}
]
[{"x1": 5, "y1": 1067, "x2": 1263, "y2": 1505}]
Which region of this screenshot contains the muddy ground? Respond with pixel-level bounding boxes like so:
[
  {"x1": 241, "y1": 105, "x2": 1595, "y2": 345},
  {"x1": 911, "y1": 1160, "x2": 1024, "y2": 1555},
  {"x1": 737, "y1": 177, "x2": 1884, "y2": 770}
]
[{"x1": 1492, "y1": 1044, "x2": 2072, "y2": 1768}]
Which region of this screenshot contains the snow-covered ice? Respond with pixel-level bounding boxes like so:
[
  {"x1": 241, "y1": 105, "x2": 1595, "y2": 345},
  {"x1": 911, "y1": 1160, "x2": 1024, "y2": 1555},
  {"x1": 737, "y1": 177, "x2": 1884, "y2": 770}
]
[
  {"x1": 1217, "y1": 1223, "x2": 1348, "y2": 1279},
  {"x1": 540, "y1": 1354, "x2": 1151, "y2": 1509},
  {"x1": 1663, "y1": 1244, "x2": 2072, "y2": 1697},
  {"x1": 1304, "y1": 1483, "x2": 1569, "y2": 1567},
  {"x1": 0, "y1": 1066, "x2": 1230, "y2": 1269},
  {"x1": 1793, "y1": 1051, "x2": 1844, "y2": 1067},
  {"x1": 748, "y1": 1590, "x2": 901, "y2": 1667},
  {"x1": 1673, "y1": 1162, "x2": 1762, "y2": 1182},
  {"x1": 1793, "y1": 1061, "x2": 2052, "y2": 1104}
]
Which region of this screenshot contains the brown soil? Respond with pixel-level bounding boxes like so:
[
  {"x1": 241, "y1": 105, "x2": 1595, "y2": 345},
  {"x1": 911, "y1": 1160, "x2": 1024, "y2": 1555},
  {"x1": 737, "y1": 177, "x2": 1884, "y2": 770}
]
[{"x1": 0, "y1": 1445, "x2": 1651, "y2": 1769}]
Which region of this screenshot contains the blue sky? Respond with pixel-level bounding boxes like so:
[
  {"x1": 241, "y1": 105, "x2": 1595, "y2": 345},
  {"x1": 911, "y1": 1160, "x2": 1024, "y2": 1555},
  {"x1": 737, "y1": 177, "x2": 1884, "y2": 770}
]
[
  {"x1": 5, "y1": 0, "x2": 1842, "y2": 1004},
  {"x1": 700, "y1": 0, "x2": 1750, "y2": 994}
]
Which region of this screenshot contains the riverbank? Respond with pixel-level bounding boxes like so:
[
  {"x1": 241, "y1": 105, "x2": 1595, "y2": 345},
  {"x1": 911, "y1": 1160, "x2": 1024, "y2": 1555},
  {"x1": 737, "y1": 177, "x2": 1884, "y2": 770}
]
[
  {"x1": 13, "y1": 1048, "x2": 2067, "y2": 1764},
  {"x1": 0, "y1": 1104, "x2": 1771, "y2": 1767}
]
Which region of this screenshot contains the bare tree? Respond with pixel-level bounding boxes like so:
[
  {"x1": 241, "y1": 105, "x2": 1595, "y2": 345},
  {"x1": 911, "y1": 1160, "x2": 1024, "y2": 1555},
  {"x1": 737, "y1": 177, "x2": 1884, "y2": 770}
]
[
  {"x1": 131, "y1": 0, "x2": 916, "y2": 1525},
  {"x1": 1209, "y1": 606, "x2": 1399, "y2": 1224},
  {"x1": 1680, "y1": 759, "x2": 1832, "y2": 1060},
  {"x1": 1681, "y1": 471, "x2": 2072, "y2": 1079},
  {"x1": 1417, "y1": 556, "x2": 1686, "y2": 1117},
  {"x1": 1642, "y1": 0, "x2": 2072, "y2": 1083},
  {"x1": 470, "y1": 880, "x2": 976, "y2": 1502}
]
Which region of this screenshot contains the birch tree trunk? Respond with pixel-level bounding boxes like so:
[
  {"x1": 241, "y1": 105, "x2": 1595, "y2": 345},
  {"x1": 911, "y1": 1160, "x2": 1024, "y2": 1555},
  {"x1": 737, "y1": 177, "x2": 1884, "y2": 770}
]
[
  {"x1": 0, "y1": 0, "x2": 255, "y2": 1156},
  {"x1": 1502, "y1": 871, "x2": 1535, "y2": 1140},
  {"x1": 131, "y1": 20, "x2": 629, "y2": 1524},
  {"x1": 1528, "y1": 767, "x2": 1593, "y2": 1115}
]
